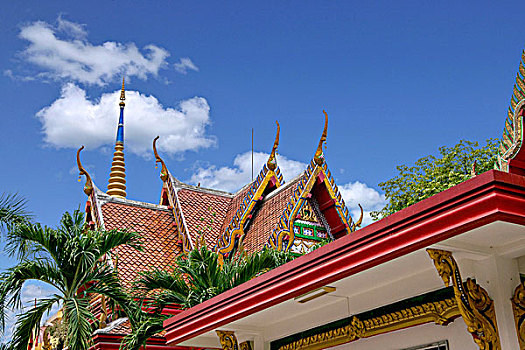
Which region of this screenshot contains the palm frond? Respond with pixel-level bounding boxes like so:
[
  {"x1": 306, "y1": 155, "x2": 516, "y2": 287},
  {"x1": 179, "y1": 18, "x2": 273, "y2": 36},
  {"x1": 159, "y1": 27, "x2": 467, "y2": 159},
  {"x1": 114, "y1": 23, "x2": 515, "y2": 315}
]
[
  {"x1": 64, "y1": 296, "x2": 94, "y2": 350},
  {"x1": 121, "y1": 299, "x2": 166, "y2": 350},
  {"x1": 9, "y1": 296, "x2": 60, "y2": 350},
  {"x1": 0, "y1": 193, "x2": 31, "y2": 235},
  {"x1": 0, "y1": 259, "x2": 64, "y2": 331}
]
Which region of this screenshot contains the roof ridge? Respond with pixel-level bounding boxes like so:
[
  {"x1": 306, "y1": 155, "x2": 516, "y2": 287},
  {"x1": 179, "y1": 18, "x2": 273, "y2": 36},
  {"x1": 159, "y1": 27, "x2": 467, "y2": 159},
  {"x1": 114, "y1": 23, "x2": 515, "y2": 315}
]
[
  {"x1": 170, "y1": 176, "x2": 234, "y2": 197},
  {"x1": 95, "y1": 191, "x2": 170, "y2": 211},
  {"x1": 216, "y1": 164, "x2": 284, "y2": 255}
]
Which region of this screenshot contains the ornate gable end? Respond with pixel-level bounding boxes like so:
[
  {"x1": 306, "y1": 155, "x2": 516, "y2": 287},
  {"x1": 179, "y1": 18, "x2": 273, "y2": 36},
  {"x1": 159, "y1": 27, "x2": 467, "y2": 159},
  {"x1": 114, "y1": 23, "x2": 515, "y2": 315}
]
[
  {"x1": 154, "y1": 137, "x2": 233, "y2": 251},
  {"x1": 268, "y1": 112, "x2": 363, "y2": 252},
  {"x1": 497, "y1": 49, "x2": 525, "y2": 175},
  {"x1": 153, "y1": 137, "x2": 194, "y2": 252},
  {"x1": 216, "y1": 122, "x2": 284, "y2": 257},
  {"x1": 77, "y1": 146, "x2": 105, "y2": 230}
]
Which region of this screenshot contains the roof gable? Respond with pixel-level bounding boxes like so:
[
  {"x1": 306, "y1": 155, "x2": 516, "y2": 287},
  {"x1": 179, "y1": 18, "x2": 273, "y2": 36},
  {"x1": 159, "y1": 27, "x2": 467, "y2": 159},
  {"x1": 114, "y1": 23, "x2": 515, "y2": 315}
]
[{"x1": 215, "y1": 163, "x2": 284, "y2": 256}]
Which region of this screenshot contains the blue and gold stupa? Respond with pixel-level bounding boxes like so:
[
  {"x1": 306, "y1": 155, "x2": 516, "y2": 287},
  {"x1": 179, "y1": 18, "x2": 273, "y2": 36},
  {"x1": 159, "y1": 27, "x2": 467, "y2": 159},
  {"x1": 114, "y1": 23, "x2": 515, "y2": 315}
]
[{"x1": 107, "y1": 78, "x2": 127, "y2": 198}]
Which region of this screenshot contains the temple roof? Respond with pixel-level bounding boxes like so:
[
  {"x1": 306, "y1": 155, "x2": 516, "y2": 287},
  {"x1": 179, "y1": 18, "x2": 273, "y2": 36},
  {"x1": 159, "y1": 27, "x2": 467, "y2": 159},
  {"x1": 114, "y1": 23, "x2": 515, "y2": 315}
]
[
  {"x1": 95, "y1": 192, "x2": 182, "y2": 290},
  {"x1": 243, "y1": 177, "x2": 299, "y2": 253}
]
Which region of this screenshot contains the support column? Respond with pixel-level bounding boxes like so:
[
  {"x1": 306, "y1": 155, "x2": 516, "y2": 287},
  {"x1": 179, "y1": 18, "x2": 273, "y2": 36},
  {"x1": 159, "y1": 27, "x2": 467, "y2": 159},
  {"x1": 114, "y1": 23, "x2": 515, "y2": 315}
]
[
  {"x1": 474, "y1": 255, "x2": 521, "y2": 350},
  {"x1": 427, "y1": 249, "x2": 501, "y2": 350},
  {"x1": 511, "y1": 281, "x2": 525, "y2": 349}
]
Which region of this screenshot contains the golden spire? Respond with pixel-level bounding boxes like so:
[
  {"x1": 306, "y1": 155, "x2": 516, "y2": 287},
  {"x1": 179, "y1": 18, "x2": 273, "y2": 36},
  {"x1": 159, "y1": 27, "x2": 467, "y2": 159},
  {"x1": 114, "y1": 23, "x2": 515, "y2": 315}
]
[
  {"x1": 76, "y1": 146, "x2": 94, "y2": 196},
  {"x1": 314, "y1": 110, "x2": 328, "y2": 165},
  {"x1": 266, "y1": 121, "x2": 280, "y2": 171},
  {"x1": 119, "y1": 77, "x2": 125, "y2": 107},
  {"x1": 107, "y1": 78, "x2": 127, "y2": 198},
  {"x1": 153, "y1": 136, "x2": 169, "y2": 182}
]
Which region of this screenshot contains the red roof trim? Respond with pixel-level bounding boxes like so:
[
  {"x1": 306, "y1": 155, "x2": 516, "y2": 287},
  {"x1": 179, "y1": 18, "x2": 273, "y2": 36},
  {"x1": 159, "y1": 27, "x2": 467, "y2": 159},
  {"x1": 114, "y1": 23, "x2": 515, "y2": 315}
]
[{"x1": 164, "y1": 170, "x2": 525, "y2": 345}]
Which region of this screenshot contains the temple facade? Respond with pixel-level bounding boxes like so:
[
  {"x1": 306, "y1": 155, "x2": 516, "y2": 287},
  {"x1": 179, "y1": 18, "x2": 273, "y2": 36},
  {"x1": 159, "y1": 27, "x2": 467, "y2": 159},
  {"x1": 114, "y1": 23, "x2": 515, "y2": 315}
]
[{"x1": 52, "y1": 50, "x2": 525, "y2": 349}]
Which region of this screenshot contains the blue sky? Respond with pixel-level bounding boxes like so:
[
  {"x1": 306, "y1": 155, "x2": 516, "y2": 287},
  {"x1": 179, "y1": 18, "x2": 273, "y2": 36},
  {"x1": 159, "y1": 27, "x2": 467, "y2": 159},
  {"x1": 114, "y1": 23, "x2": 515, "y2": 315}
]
[{"x1": 1, "y1": 0, "x2": 525, "y2": 341}]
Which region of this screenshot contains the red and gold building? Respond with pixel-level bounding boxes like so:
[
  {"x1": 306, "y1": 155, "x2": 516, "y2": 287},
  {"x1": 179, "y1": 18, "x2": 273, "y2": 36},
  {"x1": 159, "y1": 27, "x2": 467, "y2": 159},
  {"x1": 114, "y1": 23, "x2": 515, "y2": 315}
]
[{"x1": 72, "y1": 51, "x2": 525, "y2": 350}]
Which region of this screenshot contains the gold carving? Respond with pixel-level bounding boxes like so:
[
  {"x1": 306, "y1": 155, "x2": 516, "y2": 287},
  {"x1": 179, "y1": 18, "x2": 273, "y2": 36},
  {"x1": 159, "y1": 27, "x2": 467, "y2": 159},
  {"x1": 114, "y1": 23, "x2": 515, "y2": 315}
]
[
  {"x1": 313, "y1": 111, "x2": 328, "y2": 166},
  {"x1": 240, "y1": 341, "x2": 253, "y2": 350},
  {"x1": 99, "y1": 294, "x2": 108, "y2": 329},
  {"x1": 511, "y1": 281, "x2": 525, "y2": 349},
  {"x1": 153, "y1": 136, "x2": 169, "y2": 182},
  {"x1": 297, "y1": 201, "x2": 318, "y2": 223},
  {"x1": 76, "y1": 146, "x2": 94, "y2": 196},
  {"x1": 427, "y1": 249, "x2": 501, "y2": 350},
  {"x1": 278, "y1": 299, "x2": 459, "y2": 350},
  {"x1": 267, "y1": 121, "x2": 280, "y2": 171},
  {"x1": 216, "y1": 330, "x2": 239, "y2": 350},
  {"x1": 497, "y1": 50, "x2": 525, "y2": 172}
]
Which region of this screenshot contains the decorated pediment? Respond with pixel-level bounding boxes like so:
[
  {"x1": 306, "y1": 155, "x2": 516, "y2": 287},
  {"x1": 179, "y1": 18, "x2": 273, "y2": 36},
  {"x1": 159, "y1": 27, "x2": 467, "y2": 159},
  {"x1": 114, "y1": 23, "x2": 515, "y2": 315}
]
[{"x1": 268, "y1": 111, "x2": 363, "y2": 252}]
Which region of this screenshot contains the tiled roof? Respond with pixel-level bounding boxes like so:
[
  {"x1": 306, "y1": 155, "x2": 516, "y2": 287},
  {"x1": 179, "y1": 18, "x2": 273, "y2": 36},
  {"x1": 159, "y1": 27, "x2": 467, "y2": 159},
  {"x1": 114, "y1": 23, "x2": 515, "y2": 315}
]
[
  {"x1": 177, "y1": 188, "x2": 232, "y2": 248},
  {"x1": 217, "y1": 184, "x2": 252, "y2": 244},
  {"x1": 243, "y1": 179, "x2": 299, "y2": 253},
  {"x1": 100, "y1": 201, "x2": 182, "y2": 290}
]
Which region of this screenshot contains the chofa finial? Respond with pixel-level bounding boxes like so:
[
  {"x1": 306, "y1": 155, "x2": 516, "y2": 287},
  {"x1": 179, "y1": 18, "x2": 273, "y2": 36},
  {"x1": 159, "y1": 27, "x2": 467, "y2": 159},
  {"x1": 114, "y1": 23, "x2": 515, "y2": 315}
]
[
  {"x1": 314, "y1": 110, "x2": 328, "y2": 165},
  {"x1": 266, "y1": 121, "x2": 280, "y2": 171},
  {"x1": 153, "y1": 136, "x2": 169, "y2": 182},
  {"x1": 76, "y1": 146, "x2": 94, "y2": 196}
]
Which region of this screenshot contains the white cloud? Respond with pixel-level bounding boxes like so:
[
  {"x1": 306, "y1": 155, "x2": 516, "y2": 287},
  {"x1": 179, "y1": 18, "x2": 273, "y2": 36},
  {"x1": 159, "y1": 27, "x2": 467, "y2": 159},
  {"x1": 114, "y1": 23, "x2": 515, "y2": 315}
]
[
  {"x1": 56, "y1": 15, "x2": 87, "y2": 39},
  {"x1": 36, "y1": 83, "x2": 215, "y2": 157},
  {"x1": 17, "y1": 18, "x2": 169, "y2": 85},
  {"x1": 174, "y1": 57, "x2": 199, "y2": 74},
  {"x1": 189, "y1": 151, "x2": 306, "y2": 192},
  {"x1": 339, "y1": 181, "x2": 387, "y2": 226}
]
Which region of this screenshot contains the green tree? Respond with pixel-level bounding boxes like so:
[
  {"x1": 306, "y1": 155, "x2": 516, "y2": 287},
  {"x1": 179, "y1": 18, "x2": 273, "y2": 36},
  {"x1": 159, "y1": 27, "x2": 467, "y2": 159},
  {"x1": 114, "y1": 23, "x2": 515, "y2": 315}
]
[
  {"x1": 122, "y1": 245, "x2": 295, "y2": 350},
  {"x1": 0, "y1": 209, "x2": 141, "y2": 350},
  {"x1": 0, "y1": 193, "x2": 31, "y2": 235},
  {"x1": 371, "y1": 139, "x2": 499, "y2": 220}
]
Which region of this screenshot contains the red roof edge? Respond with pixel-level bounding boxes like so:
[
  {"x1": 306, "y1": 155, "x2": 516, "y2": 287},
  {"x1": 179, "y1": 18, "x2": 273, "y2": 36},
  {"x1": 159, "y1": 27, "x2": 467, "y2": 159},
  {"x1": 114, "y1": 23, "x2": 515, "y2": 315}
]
[{"x1": 164, "y1": 170, "x2": 525, "y2": 345}]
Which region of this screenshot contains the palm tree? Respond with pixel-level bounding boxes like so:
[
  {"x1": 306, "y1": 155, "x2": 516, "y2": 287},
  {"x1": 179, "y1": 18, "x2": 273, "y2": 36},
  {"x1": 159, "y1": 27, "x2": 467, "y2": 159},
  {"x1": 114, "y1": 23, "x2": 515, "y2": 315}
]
[
  {"x1": 0, "y1": 193, "x2": 31, "y2": 235},
  {"x1": 0, "y1": 209, "x2": 141, "y2": 350},
  {"x1": 122, "y1": 245, "x2": 294, "y2": 349}
]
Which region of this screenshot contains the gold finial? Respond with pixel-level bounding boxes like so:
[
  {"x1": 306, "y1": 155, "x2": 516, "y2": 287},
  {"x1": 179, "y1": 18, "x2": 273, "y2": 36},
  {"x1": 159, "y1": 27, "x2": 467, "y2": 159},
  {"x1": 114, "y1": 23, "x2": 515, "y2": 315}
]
[
  {"x1": 314, "y1": 110, "x2": 328, "y2": 165},
  {"x1": 76, "y1": 146, "x2": 94, "y2": 196},
  {"x1": 266, "y1": 121, "x2": 280, "y2": 171},
  {"x1": 153, "y1": 136, "x2": 169, "y2": 182},
  {"x1": 119, "y1": 77, "x2": 125, "y2": 107}
]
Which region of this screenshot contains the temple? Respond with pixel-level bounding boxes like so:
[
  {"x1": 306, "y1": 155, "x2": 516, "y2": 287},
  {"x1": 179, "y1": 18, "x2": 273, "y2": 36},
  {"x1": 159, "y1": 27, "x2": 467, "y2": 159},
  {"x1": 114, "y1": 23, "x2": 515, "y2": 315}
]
[{"x1": 44, "y1": 50, "x2": 525, "y2": 350}]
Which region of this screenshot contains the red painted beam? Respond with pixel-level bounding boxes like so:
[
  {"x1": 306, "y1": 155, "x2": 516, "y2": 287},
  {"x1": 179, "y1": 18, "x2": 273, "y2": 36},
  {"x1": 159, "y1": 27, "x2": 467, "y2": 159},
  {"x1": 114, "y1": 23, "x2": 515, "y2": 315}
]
[{"x1": 164, "y1": 170, "x2": 525, "y2": 345}]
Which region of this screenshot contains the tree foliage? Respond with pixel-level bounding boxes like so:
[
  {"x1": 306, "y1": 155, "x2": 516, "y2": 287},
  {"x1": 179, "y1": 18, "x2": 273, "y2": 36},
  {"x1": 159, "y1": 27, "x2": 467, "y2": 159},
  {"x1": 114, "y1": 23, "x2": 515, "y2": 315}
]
[
  {"x1": 371, "y1": 139, "x2": 499, "y2": 220},
  {"x1": 122, "y1": 245, "x2": 295, "y2": 349},
  {"x1": 0, "y1": 209, "x2": 141, "y2": 350},
  {"x1": 0, "y1": 193, "x2": 31, "y2": 236}
]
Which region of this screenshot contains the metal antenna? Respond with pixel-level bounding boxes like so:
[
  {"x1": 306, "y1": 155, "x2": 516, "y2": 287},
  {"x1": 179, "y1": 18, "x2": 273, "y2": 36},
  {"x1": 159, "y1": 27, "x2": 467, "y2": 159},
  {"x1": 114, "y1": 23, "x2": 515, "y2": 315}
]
[{"x1": 251, "y1": 128, "x2": 254, "y2": 181}]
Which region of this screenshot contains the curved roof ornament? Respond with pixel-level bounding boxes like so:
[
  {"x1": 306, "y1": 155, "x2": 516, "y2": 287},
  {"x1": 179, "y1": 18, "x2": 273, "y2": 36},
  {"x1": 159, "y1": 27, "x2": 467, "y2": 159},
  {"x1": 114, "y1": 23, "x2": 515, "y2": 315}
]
[
  {"x1": 153, "y1": 136, "x2": 169, "y2": 182},
  {"x1": 266, "y1": 121, "x2": 280, "y2": 171},
  {"x1": 314, "y1": 110, "x2": 328, "y2": 165},
  {"x1": 76, "y1": 146, "x2": 94, "y2": 196}
]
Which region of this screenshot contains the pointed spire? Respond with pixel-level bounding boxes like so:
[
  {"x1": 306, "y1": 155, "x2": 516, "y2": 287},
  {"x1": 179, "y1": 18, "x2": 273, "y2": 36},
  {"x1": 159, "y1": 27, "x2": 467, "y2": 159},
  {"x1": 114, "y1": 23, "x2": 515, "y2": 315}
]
[
  {"x1": 120, "y1": 77, "x2": 126, "y2": 105},
  {"x1": 266, "y1": 121, "x2": 280, "y2": 171},
  {"x1": 107, "y1": 78, "x2": 127, "y2": 198},
  {"x1": 314, "y1": 110, "x2": 328, "y2": 165}
]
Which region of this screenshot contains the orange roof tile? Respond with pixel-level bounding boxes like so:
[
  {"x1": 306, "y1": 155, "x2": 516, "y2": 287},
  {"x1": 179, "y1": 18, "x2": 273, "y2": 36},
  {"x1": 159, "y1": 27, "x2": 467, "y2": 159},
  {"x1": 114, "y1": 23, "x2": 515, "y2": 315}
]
[
  {"x1": 100, "y1": 201, "x2": 182, "y2": 290},
  {"x1": 243, "y1": 179, "x2": 299, "y2": 253},
  {"x1": 177, "y1": 188, "x2": 232, "y2": 248}
]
